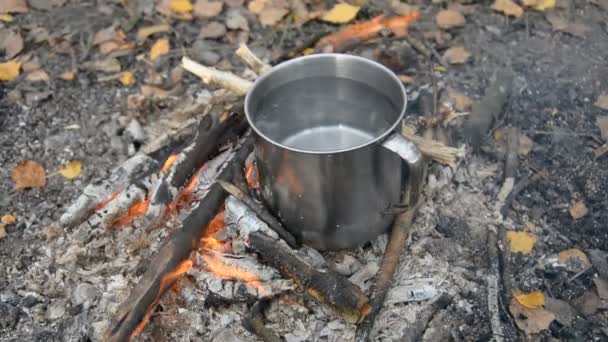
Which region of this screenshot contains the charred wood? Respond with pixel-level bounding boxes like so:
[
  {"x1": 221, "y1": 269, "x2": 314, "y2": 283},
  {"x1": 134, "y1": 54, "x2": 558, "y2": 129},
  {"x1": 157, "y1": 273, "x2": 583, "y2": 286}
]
[
  {"x1": 400, "y1": 293, "x2": 453, "y2": 342},
  {"x1": 104, "y1": 135, "x2": 254, "y2": 342},
  {"x1": 242, "y1": 298, "x2": 283, "y2": 342}
]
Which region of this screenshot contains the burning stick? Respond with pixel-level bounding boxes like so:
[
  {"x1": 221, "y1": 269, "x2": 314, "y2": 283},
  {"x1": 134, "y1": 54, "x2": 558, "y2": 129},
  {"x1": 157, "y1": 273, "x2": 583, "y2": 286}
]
[
  {"x1": 242, "y1": 298, "x2": 283, "y2": 342},
  {"x1": 315, "y1": 13, "x2": 421, "y2": 53},
  {"x1": 226, "y1": 196, "x2": 371, "y2": 323},
  {"x1": 104, "y1": 135, "x2": 254, "y2": 342},
  {"x1": 144, "y1": 112, "x2": 247, "y2": 227},
  {"x1": 218, "y1": 180, "x2": 297, "y2": 248},
  {"x1": 355, "y1": 200, "x2": 422, "y2": 342}
]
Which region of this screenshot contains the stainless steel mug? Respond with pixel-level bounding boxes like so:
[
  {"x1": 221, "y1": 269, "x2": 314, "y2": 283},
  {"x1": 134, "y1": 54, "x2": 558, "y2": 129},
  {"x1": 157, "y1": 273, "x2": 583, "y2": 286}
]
[{"x1": 244, "y1": 53, "x2": 424, "y2": 250}]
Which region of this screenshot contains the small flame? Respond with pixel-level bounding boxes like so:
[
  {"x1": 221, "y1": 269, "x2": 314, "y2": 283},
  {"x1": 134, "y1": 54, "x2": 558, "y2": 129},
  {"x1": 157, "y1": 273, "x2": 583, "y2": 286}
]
[
  {"x1": 245, "y1": 161, "x2": 259, "y2": 189},
  {"x1": 161, "y1": 153, "x2": 178, "y2": 173},
  {"x1": 199, "y1": 210, "x2": 267, "y2": 295},
  {"x1": 113, "y1": 199, "x2": 150, "y2": 227},
  {"x1": 129, "y1": 259, "x2": 193, "y2": 339}
]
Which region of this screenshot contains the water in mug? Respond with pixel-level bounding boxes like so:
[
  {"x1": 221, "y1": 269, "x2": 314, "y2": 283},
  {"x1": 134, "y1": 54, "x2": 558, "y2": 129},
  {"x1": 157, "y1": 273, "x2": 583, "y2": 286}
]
[{"x1": 254, "y1": 76, "x2": 397, "y2": 152}]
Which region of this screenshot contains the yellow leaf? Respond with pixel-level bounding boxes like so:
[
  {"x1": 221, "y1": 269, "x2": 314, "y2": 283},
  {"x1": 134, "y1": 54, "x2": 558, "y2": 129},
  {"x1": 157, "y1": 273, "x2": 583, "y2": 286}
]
[
  {"x1": 0, "y1": 14, "x2": 14, "y2": 22},
  {"x1": 136, "y1": 24, "x2": 171, "y2": 41},
  {"x1": 514, "y1": 291, "x2": 545, "y2": 309},
  {"x1": 434, "y1": 65, "x2": 447, "y2": 72},
  {"x1": 559, "y1": 248, "x2": 591, "y2": 267},
  {"x1": 302, "y1": 47, "x2": 315, "y2": 55},
  {"x1": 119, "y1": 71, "x2": 136, "y2": 86},
  {"x1": 150, "y1": 37, "x2": 170, "y2": 61},
  {"x1": 0, "y1": 60, "x2": 21, "y2": 81},
  {"x1": 321, "y1": 3, "x2": 360, "y2": 24},
  {"x1": 506, "y1": 231, "x2": 536, "y2": 254},
  {"x1": 492, "y1": 0, "x2": 523, "y2": 17},
  {"x1": 1, "y1": 214, "x2": 16, "y2": 225},
  {"x1": 170, "y1": 0, "x2": 193, "y2": 13},
  {"x1": 525, "y1": 0, "x2": 556, "y2": 11},
  {"x1": 12, "y1": 160, "x2": 46, "y2": 190},
  {"x1": 59, "y1": 161, "x2": 82, "y2": 179}
]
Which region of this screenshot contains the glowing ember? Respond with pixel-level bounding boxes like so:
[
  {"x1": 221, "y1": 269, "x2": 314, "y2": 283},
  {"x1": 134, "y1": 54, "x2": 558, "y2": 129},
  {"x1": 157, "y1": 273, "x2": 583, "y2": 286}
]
[
  {"x1": 113, "y1": 199, "x2": 150, "y2": 227},
  {"x1": 161, "y1": 153, "x2": 178, "y2": 173},
  {"x1": 130, "y1": 259, "x2": 193, "y2": 339},
  {"x1": 199, "y1": 211, "x2": 267, "y2": 295},
  {"x1": 245, "y1": 161, "x2": 259, "y2": 189},
  {"x1": 95, "y1": 191, "x2": 120, "y2": 210}
]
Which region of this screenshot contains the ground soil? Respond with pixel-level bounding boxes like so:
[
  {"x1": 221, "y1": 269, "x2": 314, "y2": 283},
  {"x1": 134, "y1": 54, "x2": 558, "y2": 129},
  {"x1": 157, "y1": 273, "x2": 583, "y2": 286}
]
[{"x1": 1, "y1": 0, "x2": 608, "y2": 341}]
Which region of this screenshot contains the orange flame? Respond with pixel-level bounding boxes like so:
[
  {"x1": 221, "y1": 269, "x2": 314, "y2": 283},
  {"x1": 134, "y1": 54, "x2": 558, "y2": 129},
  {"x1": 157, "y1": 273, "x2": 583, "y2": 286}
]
[
  {"x1": 161, "y1": 153, "x2": 178, "y2": 173},
  {"x1": 129, "y1": 259, "x2": 193, "y2": 339},
  {"x1": 199, "y1": 210, "x2": 267, "y2": 296},
  {"x1": 113, "y1": 199, "x2": 150, "y2": 227}
]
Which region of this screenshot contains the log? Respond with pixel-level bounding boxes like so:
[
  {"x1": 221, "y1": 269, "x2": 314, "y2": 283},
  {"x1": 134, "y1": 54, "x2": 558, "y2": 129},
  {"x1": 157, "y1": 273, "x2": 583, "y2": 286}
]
[
  {"x1": 225, "y1": 197, "x2": 370, "y2": 323},
  {"x1": 355, "y1": 200, "x2": 421, "y2": 342},
  {"x1": 104, "y1": 135, "x2": 254, "y2": 342},
  {"x1": 144, "y1": 112, "x2": 247, "y2": 227}
]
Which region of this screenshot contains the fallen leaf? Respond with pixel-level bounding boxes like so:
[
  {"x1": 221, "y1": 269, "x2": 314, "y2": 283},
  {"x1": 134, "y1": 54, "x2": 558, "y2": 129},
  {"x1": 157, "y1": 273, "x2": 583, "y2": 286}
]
[
  {"x1": 89, "y1": 57, "x2": 121, "y2": 73},
  {"x1": 523, "y1": 0, "x2": 556, "y2": 11},
  {"x1": 518, "y1": 133, "x2": 534, "y2": 156},
  {"x1": 171, "y1": 0, "x2": 193, "y2": 13},
  {"x1": 593, "y1": 277, "x2": 608, "y2": 300},
  {"x1": 515, "y1": 291, "x2": 545, "y2": 309},
  {"x1": 572, "y1": 289, "x2": 600, "y2": 316},
  {"x1": 119, "y1": 71, "x2": 136, "y2": 86},
  {"x1": 0, "y1": 60, "x2": 21, "y2": 81},
  {"x1": 199, "y1": 21, "x2": 227, "y2": 39},
  {"x1": 60, "y1": 70, "x2": 77, "y2": 80},
  {"x1": 259, "y1": 7, "x2": 289, "y2": 26},
  {"x1": 561, "y1": 22, "x2": 591, "y2": 38},
  {"x1": 1, "y1": 214, "x2": 16, "y2": 225},
  {"x1": 443, "y1": 46, "x2": 471, "y2": 64},
  {"x1": 559, "y1": 248, "x2": 592, "y2": 272},
  {"x1": 26, "y1": 68, "x2": 49, "y2": 82},
  {"x1": 194, "y1": 0, "x2": 223, "y2": 18},
  {"x1": 22, "y1": 59, "x2": 40, "y2": 72},
  {"x1": 136, "y1": 24, "x2": 171, "y2": 41},
  {"x1": 435, "y1": 9, "x2": 465, "y2": 30},
  {"x1": 59, "y1": 161, "x2": 82, "y2": 179},
  {"x1": 390, "y1": 0, "x2": 418, "y2": 15},
  {"x1": 141, "y1": 85, "x2": 170, "y2": 98},
  {"x1": 157, "y1": 0, "x2": 193, "y2": 19},
  {"x1": 595, "y1": 94, "x2": 608, "y2": 111},
  {"x1": 322, "y1": 3, "x2": 360, "y2": 24},
  {"x1": 0, "y1": 14, "x2": 14, "y2": 22},
  {"x1": 569, "y1": 200, "x2": 588, "y2": 220},
  {"x1": 510, "y1": 300, "x2": 555, "y2": 335},
  {"x1": 507, "y1": 231, "x2": 537, "y2": 254},
  {"x1": 544, "y1": 297, "x2": 578, "y2": 326},
  {"x1": 12, "y1": 160, "x2": 46, "y2": 190},
  {"x1": 0, "y1": 0, "x2": 28, "y2": 13},
  {"x1": 398, "y1": 74, "x2": 415, "y2": 84},
  {"x1": 150, "y1": 37, "x2": 170, "y2": 61},
  {"x1": 0, "y1": 226, "x2": 5, "y2": 239},
  {"x1": 448, "y1": 88, "x2": 472, "y2": 111},
  {"x1": 3, "y1": 31, "x2": 24, "y2": 59},
  {"x1": 492, "y1": 0, "x2": 523, "y2": 17},
  {"x1": 93, "y1": 27, "x2": 135, "y2": 55}
]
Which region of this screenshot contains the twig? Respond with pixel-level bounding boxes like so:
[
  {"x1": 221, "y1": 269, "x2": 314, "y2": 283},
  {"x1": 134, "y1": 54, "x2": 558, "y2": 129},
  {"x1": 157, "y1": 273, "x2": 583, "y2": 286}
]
[
  {"x1": 497, "y1": 128, "x2": 519, "y2": 204},
  {"x1": 218, "y1": 180, "x2": 298, "y2": 248},
  {"x1": 500, "y1": 171, "x2": 546, "y2": 216},
  {"x1": 182, "y1": 56, "x2": 253, "y2": 96},
  {"x1": 401, "y1": 129, "x2": 465, "y2": 168},
  {"x1": 404, "y1": 34, "x2": 448, "y2": 69},
  {"x1": 400, "y1": 293, "x2": 453, "y2": 342},
  {"x1": 236, "y1": 43, "x2": 271, "y2": 75},
  {"x1": 242, "y1": 298, "x2": 283, "y2": 342},
  {"x1": 355, "y1": 200, "x2": 422, "y2": 342},
  {"x1": 487, "y1": 227, "x2": 506, "y2": 342}
]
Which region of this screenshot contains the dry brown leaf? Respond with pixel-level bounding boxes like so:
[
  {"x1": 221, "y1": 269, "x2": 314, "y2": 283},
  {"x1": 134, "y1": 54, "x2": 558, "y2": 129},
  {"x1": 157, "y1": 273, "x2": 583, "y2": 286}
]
[
  {"x1": 22, "y1": 59, "x2": 40, "y2": 72},
  {"x1": 59, "y1": 160, "x2": 82, "y2": 179},
  {"x1": 0, "y1": 225, "x2": 5, "y2": 239},
  {"x1": 569, "y1": 200, "x2": 588, "y2": 220},
  {"x1": 559, "y1": 248, "x2": 591, "y2": 268},
  {"x1": 443, "y1": 46, "x2": 471, "y2": 64},
  {"x1": 492, "y1": 0, "x2": 523, "y2": 17},
  {"x1": 4, "y1": 31, "x2": 24, "y2": 59},
  {"x1": 93, "y1": 26, "x2": 118, "y2": 45},
  {"x1": 259, "y1": 7, "x2": 289, "y2": 26},
  {"x1": 119, "y1": 71, "x2": 136, "y2": 86},
  {"x1": 0, "y1": 60, "x2": 21, "y2": 81},
  {"x1": 0, "y1": 0, "x2": 28, "y2": 14},
  {"x1": 136, "y1": 24, "x2": 171, "y2": 41},
  {"x1": 572, "y1": 289, "x2": 600, "y2": 316},
  {"x1": 597, "y1": 116, "x2": 608, "y2": 141},
  {"x1": 248, "y1": 0, "x2": 290, "y2": 26},
  {"x1": 594, "y1": 278, "x2": 608, "y2": 300},
  {"x1": 510, "y1": 300, "x2": 555, "y2": 335},
  {"x1": 398, "y1": 74, "x2": 415, "y2": 84},
  {"x1": 322, "y1": 3, "x2": 360, "y2": 24},
  {"x1": 26, "y1": 68, "x2": 49, "y2": 82},
  {"x1": 1, "y1": 214, "x2": 16, "y2": 225},
  {"x1": 60, "y1": 70, "x2": 77, "y2": 80},
  {"x1": 171, "y1": 0, "x2": 194, "y2": 13},
  {"x1": 141, "y1": 85, "x2": 170, "y2": 98},
  {"x1": 90, "y1": 58, "x2": 121, "y2": 73},
  {"x1": 12, "y1": 160, "x2": 46, "y2": 190},
  {"x1": 515, "y1": 291, "x2": 545, "y2": 309},
  {"x1": 518, "y1": 133, "x2": 534, "y2": 156},
  {"x1": 194, "y1": 0, "x2": 223, "y2": 18},
  {"x1": 435, "y1": 9, "x2": 465, "y2": 30},
  {"x1": 506, "y1": 231, "x2": 537, "y2": 254},
  {"x1": 595, "y1": 94, "x2": 608, "y2": 111},
  {"x1": 390, "y1": 0, "x2": 418, "y2": 15},
  {"x1": 150, "y1": 37, "x2": 170, "y2": 61},
  {"x1": 199, "y1": 21, "x2": 227, "y2": 39},
  {"x1": 447, "y1": 88, "x2": 472, "y2": 111}
]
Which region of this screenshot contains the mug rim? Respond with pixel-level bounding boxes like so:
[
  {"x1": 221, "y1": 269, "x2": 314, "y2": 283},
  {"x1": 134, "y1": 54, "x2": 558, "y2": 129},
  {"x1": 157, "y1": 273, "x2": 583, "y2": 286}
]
[{"x1": 244, "y1": 53, "x2": 407, "y2": 154}]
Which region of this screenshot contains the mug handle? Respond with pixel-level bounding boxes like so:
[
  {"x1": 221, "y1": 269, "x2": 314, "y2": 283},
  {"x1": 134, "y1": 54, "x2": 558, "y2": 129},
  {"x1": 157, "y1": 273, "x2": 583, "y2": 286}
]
[{"x1": 381, "y1": 133, "x2": 425, "y2": 207}]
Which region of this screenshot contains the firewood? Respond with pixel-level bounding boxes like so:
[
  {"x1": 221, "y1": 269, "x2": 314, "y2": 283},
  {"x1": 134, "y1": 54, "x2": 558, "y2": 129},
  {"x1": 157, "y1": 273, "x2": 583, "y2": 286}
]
[
  {"x1": 218, "y1": 180, "x2": 298, "y2": 248},
  {"x1": 355, "y1": 200, "x2": 422, "y2": 342},
  {"x1": 236, "y1": 43, "x2": 271, "y2": 75},
  {"x1": 226, "y1": 197, "x2": 371, "y2": 323},
  {"x1": 144, "y1": 112, "x2": 247, "y2": 228},
  {"x1": 182, "y1": 56, "x2": 253, "y2": 96},
  {"x1": 104, "y1": 135, "x2": 254, "y2": 342},
  {"x1": 242, "y1": 298, "x2": 283, "y2": 342}
]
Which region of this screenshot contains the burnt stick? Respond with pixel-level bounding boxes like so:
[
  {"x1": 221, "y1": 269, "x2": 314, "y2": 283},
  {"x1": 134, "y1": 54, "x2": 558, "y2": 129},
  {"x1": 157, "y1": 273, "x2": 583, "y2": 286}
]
[
  {"x1": 242, "y1": 298, "x2": 284, "y2": 342},
  {"x1": 400, "y1": 293, "x2": 453, "y2": 342},
  {"x1": 104, "y1": 135, "x2": 254, "y2": 342}
]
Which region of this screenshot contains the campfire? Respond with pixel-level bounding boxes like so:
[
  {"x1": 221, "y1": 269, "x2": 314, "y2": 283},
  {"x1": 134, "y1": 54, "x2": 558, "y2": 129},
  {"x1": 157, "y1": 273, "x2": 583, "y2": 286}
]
[{"x1": 51, "y1": 45, "x2": 466, "y2": 342}]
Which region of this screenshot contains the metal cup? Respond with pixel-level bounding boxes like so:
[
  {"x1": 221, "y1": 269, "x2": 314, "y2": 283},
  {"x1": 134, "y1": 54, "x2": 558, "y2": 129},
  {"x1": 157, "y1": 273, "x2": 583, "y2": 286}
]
[{"x1": 244, "y1": 53, "x2": 424, "y2": 250}]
